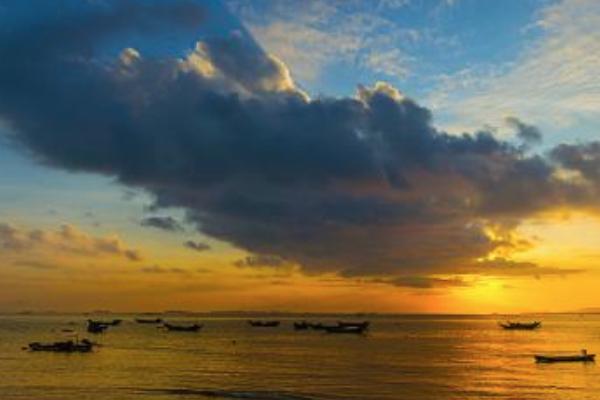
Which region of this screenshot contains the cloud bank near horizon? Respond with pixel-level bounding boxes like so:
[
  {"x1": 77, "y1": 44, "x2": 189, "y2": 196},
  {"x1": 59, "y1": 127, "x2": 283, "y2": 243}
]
[{"x1": 0, "y1": 1, "x2": 597, "y2": 283}]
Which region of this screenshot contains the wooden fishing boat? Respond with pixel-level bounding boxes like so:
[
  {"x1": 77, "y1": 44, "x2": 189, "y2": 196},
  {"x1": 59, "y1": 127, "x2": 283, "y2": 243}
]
[
  {"x1": 248, "y1": 320, "x2": 280, "y2": 327},
  {"x1": 324, "y1": 325, "x2": 367, "y2": 334},
  {"x1": 337, "y1": 321, "x2": 370, "y2": 330},
  {"x1": 135, "y1": 317, "x2": 163, "y2": 324},
  {"x1": 87, "y1": 320, "x2": 109, "y2": 334},
  {"x1": 88, "y1": 319, "x2": 121, "y2": 326},
  {"x1": 307, "y1": 322, "x2": 330, "y2": 330},
  {"x1": 163, "y1": 323, "x2": 202, "y2": 332},
  {"x1": 499, "y1": 321, "x2": 541, "y2": 330},
  {"x1": 28, "y1": 339, "x2": 94, "y2": 353},
  {"x1": 293, "y1": 321, "x2": 310, "y2": 330},
  {"x1": 535, "y1": 350, "x2": 595, "y2": 363}
]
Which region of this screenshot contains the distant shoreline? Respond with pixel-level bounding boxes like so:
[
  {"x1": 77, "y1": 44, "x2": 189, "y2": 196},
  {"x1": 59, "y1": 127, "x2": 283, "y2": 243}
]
[{"x1": 0, "y1": 310, "x2": 592, "y2": 317}]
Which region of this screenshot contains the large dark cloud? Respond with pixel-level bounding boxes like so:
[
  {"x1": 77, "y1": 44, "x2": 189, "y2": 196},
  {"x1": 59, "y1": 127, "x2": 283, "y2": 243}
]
[{"x1": 0, "y1": 1, "x2": 596, "y2": 283}]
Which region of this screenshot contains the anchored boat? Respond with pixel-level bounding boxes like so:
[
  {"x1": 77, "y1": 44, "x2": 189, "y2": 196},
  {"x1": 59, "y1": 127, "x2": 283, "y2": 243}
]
[
  {"x1": 28, "y1": 339, "x2": 94, "y2": 353},
  {"x1": 163, "y1": 323, "x2": 203, "y2": 332},
  {"x1": 87, "y1": 320, "x2": 109, "y2": 334},
  {"x1": 337, "y1": 321, "x2": 370, "y2": 330},
  {"x1": 135, "y1": 317, "x2": 163, "y2": 324},
  {"x1": 248, "y1": 320, "x2": 280, "y2": 327},
  {"x1": 324, "y1": 325, "x2": 368, "y2": 334},
  {"x1": 293, "y1": 321, "x2": 310, "y2": 330},
  {"x1": 535, "y1": 350, "x2": 595, "y2": 363},
  {"x1": 499, "y1": 321, "x2": 541, "y2": 330}
]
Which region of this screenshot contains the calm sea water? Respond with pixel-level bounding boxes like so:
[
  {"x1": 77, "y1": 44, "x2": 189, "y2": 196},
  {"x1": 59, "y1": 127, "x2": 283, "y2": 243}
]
[{"x1": 1, "y1": 314, "x2": 599, "y2": 399}]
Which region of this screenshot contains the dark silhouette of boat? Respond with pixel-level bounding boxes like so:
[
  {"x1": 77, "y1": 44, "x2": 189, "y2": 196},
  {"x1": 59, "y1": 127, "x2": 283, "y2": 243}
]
[
  {"x1": 248, "y1": 320, "x2": 280, "y2": 327},
  {"x1": 324, "y1": 325, "x2": 368, "y2": 334},
  {"x1": 499, "y1": 321, "x2": 541, "y2": 330},
  {"x1": 163, "y1": 322, "x2": 203, "y2": 332},
  {"x1": 307, "y1": 322, "x2": 331, "y2": 330},
  {"x1": 28, "y1": 339, "x2": 94, "y2": 353},
  {"x1": 337, "y1": 321, "x2": 370, "y2": 330},
  {"x1": 135, "y1": 317, "x2": 163, "y2": 324},
  {"x1": 535, "y1": 350, "x2": 595, "y2": 363},
  {"x1": 306, "y1": 321, "x2": 370, "y2": 332},
  {"x1": 294, "y1": 321, "x2": 310, "y2": 330},
  {"x1": 87, "y1": 320, "x2": 109, "y2": 334}
]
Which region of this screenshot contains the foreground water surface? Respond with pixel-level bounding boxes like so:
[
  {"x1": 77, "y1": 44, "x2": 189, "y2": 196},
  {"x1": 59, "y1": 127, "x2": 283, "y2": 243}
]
[{"x1": 1, "y1": 314, "x2": 599, "y2": 399}]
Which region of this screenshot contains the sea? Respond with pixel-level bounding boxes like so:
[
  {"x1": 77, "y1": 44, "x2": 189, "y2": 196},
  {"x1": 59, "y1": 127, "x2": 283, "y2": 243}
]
[{"x1": 1, "y1": 313, "x2": 599, "y2": 400}]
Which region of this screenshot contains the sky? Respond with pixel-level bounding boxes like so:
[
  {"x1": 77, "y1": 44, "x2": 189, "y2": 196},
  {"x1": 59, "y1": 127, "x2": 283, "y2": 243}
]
[{"x1": 1, "y1": 0, "x2": 600, "y2": 314}]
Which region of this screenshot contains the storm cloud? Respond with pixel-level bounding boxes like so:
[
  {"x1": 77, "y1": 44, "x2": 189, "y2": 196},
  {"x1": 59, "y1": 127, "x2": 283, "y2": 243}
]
[{"x1": 0, "y1": 1, "x2": 597, "y2": 283}]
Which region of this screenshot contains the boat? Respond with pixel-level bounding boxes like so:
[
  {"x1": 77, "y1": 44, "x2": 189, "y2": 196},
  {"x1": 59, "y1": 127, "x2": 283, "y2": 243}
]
[
  {"x1": 88, "y1": 319, "x2": 121, "y2": 326},
  {"x1": 163, "y1": 323, "x2": 203, "y2": 332},
  {"x1": 248, "y1": 320, "x2": 280, "y2": 327},
  {"x1": 87, "y1": 320, "x2": 109, "y2": 334},
  {"x1": 135, "y1": 317, "x2": 163, "y2": 324},
  {"x1": 307, "y1": 322, "x2": 338, "y2": 330},
  {"x1": 28, "y1": 339, "x2": 94, "y2": 353},
  {"x1": 535, "y1": 350, "x2": 595, "y2": 363},
  {"x1": 499, "y1": 321, "x2": 541, "y2": 330},
  {"x1": 324, "y1": 325, "x2": 367, "y2": 334},
  {"x1": 293, "y1": 321, "x2": 310, "y2": 330},
  {"x1": 337, "y1": 321, "x2": 370, "y2": 330}
]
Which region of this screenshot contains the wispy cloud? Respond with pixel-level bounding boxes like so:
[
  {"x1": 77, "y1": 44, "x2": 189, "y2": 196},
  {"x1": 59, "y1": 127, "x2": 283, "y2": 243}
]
[
  {"x1": 226, "y1": 0, "x2": 422, "y2": 83},
  {"x1": 140, "y1": 265, "x2": 188, "y2": 274},
  {"x1": 0, "y1": 222, "x2": 142, "y2": 261},
  {"x1": 430, "y1": 0, "x2": 600, "y2": 136}
]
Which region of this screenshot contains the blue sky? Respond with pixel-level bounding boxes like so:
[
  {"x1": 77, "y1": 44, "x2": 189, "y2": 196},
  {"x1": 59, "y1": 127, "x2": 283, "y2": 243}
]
[{"x1": 227, "y1": 0, "x2": 599, "y2": 143}]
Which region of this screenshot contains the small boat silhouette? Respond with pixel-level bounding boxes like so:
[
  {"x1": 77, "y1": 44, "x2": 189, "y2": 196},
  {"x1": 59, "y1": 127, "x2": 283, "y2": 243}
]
[
  {"x1": 535, "y1": 349, "x2": 595, "y2": 363},
  {"x1": 135, "y1": 318, "x2": 163, "y2": 324},
  {"x1": 499, "y1": 321, "x2": 541, "y2": 330},
  {"x1": 324, "y1": 325, "x2": 368, "y2": 334},
  {"x1": 248, "y1": 320, "x2": 280, "y2": 327},
  {"x1": 337, "y1": 321, "x2": 370, "y2": 330},
  {"x1": 163, "y1": 323, "x2": 203, "y2": 332},
  {"x1": 307, "y1": 322, "x2": 332, "y2": 330},
  {"x1": 87, "y1": 320, "x2": 109, "y2": 334},
  {"x1": 293, "y1": 321, "x2": 310, "y2": 330},
  {"x1": 28, "y1": 339, "x2": 95, "y2": 353}
]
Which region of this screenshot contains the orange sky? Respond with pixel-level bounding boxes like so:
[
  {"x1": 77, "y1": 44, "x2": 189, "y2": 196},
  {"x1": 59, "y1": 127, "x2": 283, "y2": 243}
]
[{"x1": 1, "y1": 212, "x2": 599, "y2": 314}]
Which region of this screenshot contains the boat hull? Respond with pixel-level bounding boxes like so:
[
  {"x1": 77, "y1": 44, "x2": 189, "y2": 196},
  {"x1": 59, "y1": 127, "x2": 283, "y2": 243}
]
[
  {"x1": 135, "y1": 318, "x2": 163, "y2": 324},
  {"x1": 499, "y1": 321, "x2": 541, "y2": 330},
  {"x1": 535, "y1": 354, "x2": 595, "y2": 363},
  {"x1": 248, "y1": 320, "x2": 280, "y2": 327},
  {"x1": 28, "y1": 340, "x2": 94, "y2": 353},
  {"x1": 163, "y1": 323, "x2": 202, "y2": 332},
  {"x1": 324, "y1": 326, "x2": 367, "y2": 334}
]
